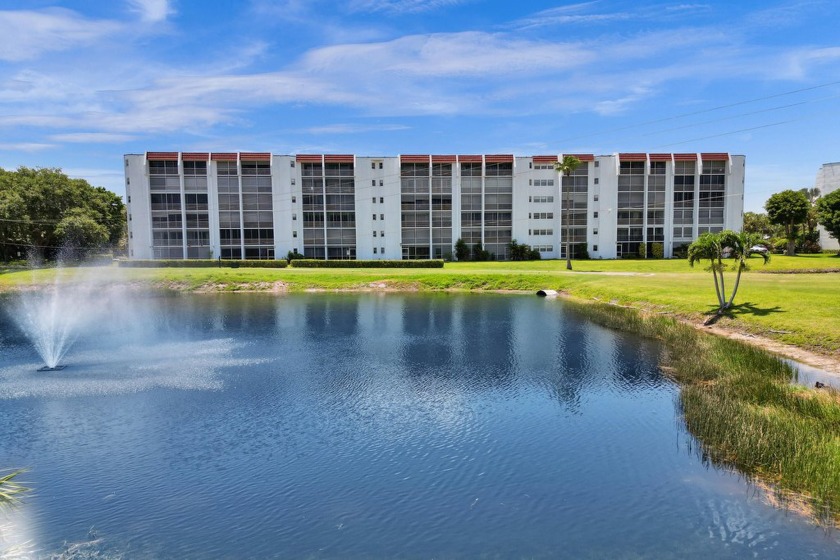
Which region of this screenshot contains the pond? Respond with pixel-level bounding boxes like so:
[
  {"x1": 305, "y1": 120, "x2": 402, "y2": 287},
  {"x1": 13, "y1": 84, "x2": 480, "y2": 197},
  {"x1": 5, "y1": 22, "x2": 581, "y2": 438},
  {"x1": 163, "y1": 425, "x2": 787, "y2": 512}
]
[{"x1": 0, "y1": 293, "x2": 837, "y2": 558}]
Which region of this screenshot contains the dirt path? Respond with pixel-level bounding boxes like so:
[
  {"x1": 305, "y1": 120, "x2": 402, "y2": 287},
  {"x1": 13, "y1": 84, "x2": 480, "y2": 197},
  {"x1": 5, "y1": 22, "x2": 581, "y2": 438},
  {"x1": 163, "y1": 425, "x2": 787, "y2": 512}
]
[{"x1": 704, "y1": 324, "x2": 840, "y2": 376}]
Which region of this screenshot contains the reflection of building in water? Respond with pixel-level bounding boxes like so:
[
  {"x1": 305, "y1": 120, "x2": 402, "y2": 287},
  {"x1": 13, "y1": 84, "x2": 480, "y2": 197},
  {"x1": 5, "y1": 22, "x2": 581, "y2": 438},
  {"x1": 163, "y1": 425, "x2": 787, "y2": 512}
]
[
  {"x1": 815, "y1": 163, "x2": 840, "y2": 251},
  {"x1": 126, "y1": 152, "x2": 745, "y2": 261}
]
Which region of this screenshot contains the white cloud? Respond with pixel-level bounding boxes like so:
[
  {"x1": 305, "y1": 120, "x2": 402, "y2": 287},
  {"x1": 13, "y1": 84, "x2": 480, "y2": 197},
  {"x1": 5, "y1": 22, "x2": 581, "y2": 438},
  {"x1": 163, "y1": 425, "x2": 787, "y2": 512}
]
[
  {"x1": 127, "y1": 0, "x2": 174, "y2": 23},
  {"x1": 49, "y1": 133, "x2": 138, "y2": 143},
  {"x1": 347, "y1": 0, "x2": 468, "y2": 14},
  {"x1": 0, "y1": 142, "x2": 55, "y2": 152},
  {"x1": 0, "y1": 8, "x2": 121, "y2": 61},
  {"x1": 304, "y1": 123, "x2": 410, "y2": 134}
]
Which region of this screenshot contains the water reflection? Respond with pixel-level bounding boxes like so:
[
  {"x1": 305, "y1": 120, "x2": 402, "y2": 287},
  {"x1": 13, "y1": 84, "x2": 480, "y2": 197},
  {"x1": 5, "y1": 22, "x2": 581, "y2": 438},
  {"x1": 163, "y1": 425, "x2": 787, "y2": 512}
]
[{"x1": 0, "y1": 293, "x2": 837, "y2": 558}]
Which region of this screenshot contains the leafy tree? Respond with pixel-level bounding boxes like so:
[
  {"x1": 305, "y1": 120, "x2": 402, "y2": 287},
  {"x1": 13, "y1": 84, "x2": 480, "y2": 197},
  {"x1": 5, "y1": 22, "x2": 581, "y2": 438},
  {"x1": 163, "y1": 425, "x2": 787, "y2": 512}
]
[
  {"x1": 816, "y1": 189, "x2": 840, "y2": 246},
  {"x1": 454, "y1": 238, "x2": 470, "y2": 261},
  {"x1": 765, "y1": 189, "x2": 809, "y2": 256},
  {"x1": 470, "y1": 242, "x2": 493, "y2": 261},
  {"x1": 554, "y1": 155, "x2": 582, "y2": 270},
  {"x1": 742, "y1": 211, "x2": 781, "y2": 238},
  {"x1": 797, "y1": 188, "x2": 822, "y2": 253},
  {"x1": 55, "y1": 208, "x2": 109, "y2": 259},
  {"x1": 688, "y1": 230, "x2": 769, "y2": 324},
  {"x1": 0, "y1": 167, "x2": 125, "y2": 261}
]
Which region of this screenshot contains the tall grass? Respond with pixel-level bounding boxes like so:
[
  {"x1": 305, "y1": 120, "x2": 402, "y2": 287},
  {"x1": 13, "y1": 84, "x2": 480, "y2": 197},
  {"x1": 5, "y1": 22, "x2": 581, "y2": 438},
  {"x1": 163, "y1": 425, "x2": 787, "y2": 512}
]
[{"x1": 565, "y1": 300, "x2": 840, "y2": 525}]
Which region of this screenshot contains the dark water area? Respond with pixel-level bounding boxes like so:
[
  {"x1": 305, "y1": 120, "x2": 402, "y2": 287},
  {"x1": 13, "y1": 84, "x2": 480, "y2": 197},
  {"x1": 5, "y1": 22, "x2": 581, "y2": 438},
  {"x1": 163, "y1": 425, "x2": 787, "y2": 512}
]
[{"x1": 0, "y1": 293, "x2": 837, "y2": 558}]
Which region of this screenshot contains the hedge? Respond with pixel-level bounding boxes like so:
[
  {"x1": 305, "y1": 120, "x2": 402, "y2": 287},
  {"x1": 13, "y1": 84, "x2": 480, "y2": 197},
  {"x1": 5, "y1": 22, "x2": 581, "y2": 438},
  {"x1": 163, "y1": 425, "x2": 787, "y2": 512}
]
[
  {"x1": 289, "y1": 259, "x2": 444, "y2": 268},
  {"x1": 117, "y1": 259, "x2": 287, "y2": 268}
]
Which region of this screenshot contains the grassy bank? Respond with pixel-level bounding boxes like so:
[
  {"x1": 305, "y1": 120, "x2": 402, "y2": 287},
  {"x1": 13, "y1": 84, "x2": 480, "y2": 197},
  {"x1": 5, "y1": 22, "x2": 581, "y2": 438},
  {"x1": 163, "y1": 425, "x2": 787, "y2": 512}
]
[
  {"x1": 566, "y1": 300, "x2": 840, "y2": 525},
  {"x1": 2, "y1": 255, "x2": 838, "y2": 356}
]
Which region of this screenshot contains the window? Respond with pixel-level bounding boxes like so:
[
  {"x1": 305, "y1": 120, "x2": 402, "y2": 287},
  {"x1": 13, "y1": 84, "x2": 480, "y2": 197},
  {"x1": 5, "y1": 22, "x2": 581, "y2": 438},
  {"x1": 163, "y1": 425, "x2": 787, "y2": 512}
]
[
  {"x1": 373, "y1": 197, "x2": 377, "y2": 203},
  {"x1": 292, "y1": 196, "x2": 296, "y2": 203},
  {"x1": 594, "y1": 194, "x2": 599, "y2": 202},
  {"x1": 593, "y1": 228, "x2": 598, "y2": 235},
  {"x1": 291, "y1": 178, "x2": 296, "y2": 185},
  {"x1": 380, "y1": 231, "x2": 384, "y2": 237},
  {"x1": 379, "y1": 180, "x2": 383, "y2": 186},
  {"x1": 373, "y1": 247, "x2": 378, "y2": 254},
  {"x1": 373, "y1": 214, "x2": 377, "y2": 220},
  {"x1": 594, "y1": 178, "x2": 599, "y2": 185},
  {"x1": 380, "y1": 246, "x2": 384, "y2": 253},
  {"x1": 293, "y1": 231, "x2": 297, "y2": 238},
  {"x1": 380, "y1": 214, "x2": 384, "y2": 220},
  {"x1": 292, "y1": 213, "x2": 297, "y2": 220},
  {"x1": 594, "y1": 161, "x2": 599, "y2": 167},
  {"x1": 371, "y1": 162, "x2": 376, "y2": 169},
  {"x1": 593, "y1": 244, "x2": 598, "y2": 251},
  {"x1": 127, "y1": 195, "x2": 131, "y2": 203},
  {"x1": 290, "y1": 161, "x2": 295, "y2": 167},
  {"x1": 373, "y1": 231, "x2": 377, "y2": 237},
  {"x1": 594, "y1": 211, "x2": 599, "y2": 218},
  {"x1": 379, "y1": 162, "x2": 383, "y2": 169},
  {"x1": 380, "y1": 197, "x2": 384, "y2": 203},
  {"x1": 372, "y1": 180, "x2": 376, "y2": 186}
]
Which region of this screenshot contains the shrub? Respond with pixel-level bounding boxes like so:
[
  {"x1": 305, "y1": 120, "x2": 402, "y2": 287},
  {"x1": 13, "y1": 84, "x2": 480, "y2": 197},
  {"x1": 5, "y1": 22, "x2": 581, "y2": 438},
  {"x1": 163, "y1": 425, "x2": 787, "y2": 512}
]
[
  {"x1": 118, "y1": 259, "x2": 287, "y2": 268},
  {"x1": 289, "y1": 259, "x2": 444, "y2": 268},
  {"x1": 454, "y1": 238, "x2": 470, "y2": 261},
  {"x1": 651, "y1": 242, "x2": 664, "y2": 259}
]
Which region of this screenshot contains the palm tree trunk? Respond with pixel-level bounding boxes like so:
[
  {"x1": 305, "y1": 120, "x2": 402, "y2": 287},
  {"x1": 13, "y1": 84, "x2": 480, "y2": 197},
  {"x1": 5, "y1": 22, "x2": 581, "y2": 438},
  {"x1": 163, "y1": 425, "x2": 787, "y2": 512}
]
[
  {"x1": 726, "y1": 261, "x2": 745, "y2": 309},
  {"x1": 565, "y1": 179, "x2": 572, "y2": 270}
]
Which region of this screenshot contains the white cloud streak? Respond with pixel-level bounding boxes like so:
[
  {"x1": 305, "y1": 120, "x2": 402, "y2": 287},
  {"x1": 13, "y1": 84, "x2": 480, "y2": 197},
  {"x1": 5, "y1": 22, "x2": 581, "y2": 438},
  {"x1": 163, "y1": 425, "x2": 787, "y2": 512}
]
[
  {"x1": 0, "y1": 8, "x2": 121, "y2": 62},
  {"x1": 126, "y1": 0, "x2": 174, "y2": 23}
]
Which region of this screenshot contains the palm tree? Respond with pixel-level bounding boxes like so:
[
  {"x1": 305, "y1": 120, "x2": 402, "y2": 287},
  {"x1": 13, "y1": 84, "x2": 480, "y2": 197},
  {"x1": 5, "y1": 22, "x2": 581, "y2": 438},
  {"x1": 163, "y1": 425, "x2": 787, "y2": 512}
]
[
  {"x1": 688, "y1": 230, "x2": 769, "y2": 324},
  {"x1": 0, "y1": 469, "x2": 28, "y2": 509},
  {"x1": 554, "y1": 155, "x2": 582, "y2": 270}
]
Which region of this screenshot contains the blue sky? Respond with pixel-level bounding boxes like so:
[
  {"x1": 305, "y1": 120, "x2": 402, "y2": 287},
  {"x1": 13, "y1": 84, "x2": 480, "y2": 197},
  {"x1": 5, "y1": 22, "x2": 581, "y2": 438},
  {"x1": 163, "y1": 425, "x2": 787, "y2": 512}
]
[{"x1": 1, "y1": 0, "x2": 839, "y2": 212}]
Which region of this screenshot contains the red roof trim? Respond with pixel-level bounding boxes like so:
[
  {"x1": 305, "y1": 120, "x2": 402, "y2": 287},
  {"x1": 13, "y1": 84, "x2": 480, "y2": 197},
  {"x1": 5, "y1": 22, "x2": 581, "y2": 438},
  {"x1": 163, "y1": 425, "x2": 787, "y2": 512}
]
[
  {"x1": 431, "y1": 155, "x2": 456, "y2": 163},
  {"x1": 181, "y1": 152, "x2": 209, "y2": 161},
  {"x1": 295, "y1": 154, "x2": 322, "y2": 162},
  {"x1": 323, "y1": 154, "x2": 354, "y2": 163},
  {"x1": 649, "y1": 153, "x2": 672, "y2": 161},
  {"x1": 700, "y1": 153, "x2": 729, "y2": 160},
  {"x1": 146, "y1": 151, "x2": 178, "y2": 161},
  {"x1": 211, "y1": 153, "x2": 238, "y2": 161},
  {"x1": 458, "y1": 155, "x2": 483, "y2": 163},
  {"x1": 564, "y1": 153, "x2": 595, "y2": 162},
  {"x1": 484, "y1": 154, "x2": 514, "y2": 163},
  {"x1": 618, "y1": 153, "x2": 647, "y2": 161},
  {"x1": 400, "y1": 155, "x2": 430, "y2": 163},
  {"x1": 533, "y1": 155, "x2": 558, "y2": 163},
  {"x1": 673, "y1": 153, "x2": 698, "y2": 161}
]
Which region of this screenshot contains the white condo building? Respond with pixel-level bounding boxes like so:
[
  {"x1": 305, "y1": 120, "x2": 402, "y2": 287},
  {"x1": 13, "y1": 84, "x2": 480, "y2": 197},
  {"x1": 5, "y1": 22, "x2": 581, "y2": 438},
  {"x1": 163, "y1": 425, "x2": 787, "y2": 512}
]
[
  {"x1": 816, "y1": 162, "x2": 840, "y2": 251},
  {"x1": 124, "y1": 152, "x2": 745, "y2": 261}
]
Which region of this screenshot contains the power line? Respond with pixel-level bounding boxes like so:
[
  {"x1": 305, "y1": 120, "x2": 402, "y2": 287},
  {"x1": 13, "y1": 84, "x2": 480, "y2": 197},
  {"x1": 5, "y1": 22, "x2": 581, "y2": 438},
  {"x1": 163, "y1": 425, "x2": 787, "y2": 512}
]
[{"x1": 555, "y1": 79, "x2": 840, "y2": 144}]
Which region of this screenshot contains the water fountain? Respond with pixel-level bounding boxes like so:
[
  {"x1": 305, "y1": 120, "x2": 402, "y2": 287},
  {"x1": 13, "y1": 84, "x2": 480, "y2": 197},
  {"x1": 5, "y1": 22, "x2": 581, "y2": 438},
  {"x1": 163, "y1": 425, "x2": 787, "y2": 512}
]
[{"x1": 10, "y1": 266, "x2": 121, "y2": 371}]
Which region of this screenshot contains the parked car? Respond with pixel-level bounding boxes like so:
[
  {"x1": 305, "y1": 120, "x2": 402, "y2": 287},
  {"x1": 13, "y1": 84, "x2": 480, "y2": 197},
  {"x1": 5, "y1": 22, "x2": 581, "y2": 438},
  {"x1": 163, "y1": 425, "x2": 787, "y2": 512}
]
[{"x1": 748, "y1": 245, "x2": 769, "y2": 256}]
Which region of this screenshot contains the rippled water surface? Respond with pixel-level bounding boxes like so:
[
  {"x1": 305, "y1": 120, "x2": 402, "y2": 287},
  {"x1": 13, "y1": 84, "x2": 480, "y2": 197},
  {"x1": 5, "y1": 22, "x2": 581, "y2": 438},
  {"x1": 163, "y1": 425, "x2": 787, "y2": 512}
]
[{"x1": 0, "y1": 293, "x2": 837, "y2": 558}]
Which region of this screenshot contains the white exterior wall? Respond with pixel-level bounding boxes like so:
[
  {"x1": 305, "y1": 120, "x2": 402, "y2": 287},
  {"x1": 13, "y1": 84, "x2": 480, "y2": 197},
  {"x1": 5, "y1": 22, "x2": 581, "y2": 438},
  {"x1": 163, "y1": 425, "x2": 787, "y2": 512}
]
[
  {"x1": 816, "y1": 163, "x2": 840, "y2": 251},
  {"x1": 272, "y1": 155, "x2": 296, "y2": 257},
  {"x1": 124, "y1": 155, "x2": 152, "y2": 259},
  {"x1": 724, "y1": 155, "x2": 746, "y2": 233},
  {"x1": 125, "y1": 152, "x2": 745, "y2": 261},
  {"x1": 596, "y1": 156, "x2": 619, "y2": 259}
]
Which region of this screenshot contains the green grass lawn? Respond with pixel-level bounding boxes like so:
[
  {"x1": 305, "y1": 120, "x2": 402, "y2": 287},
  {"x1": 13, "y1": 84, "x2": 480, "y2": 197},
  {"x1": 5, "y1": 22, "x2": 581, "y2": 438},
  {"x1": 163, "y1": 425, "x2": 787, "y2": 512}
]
[{"x1": 2, "y1": 254, "x2": 839, "y2": 356}]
